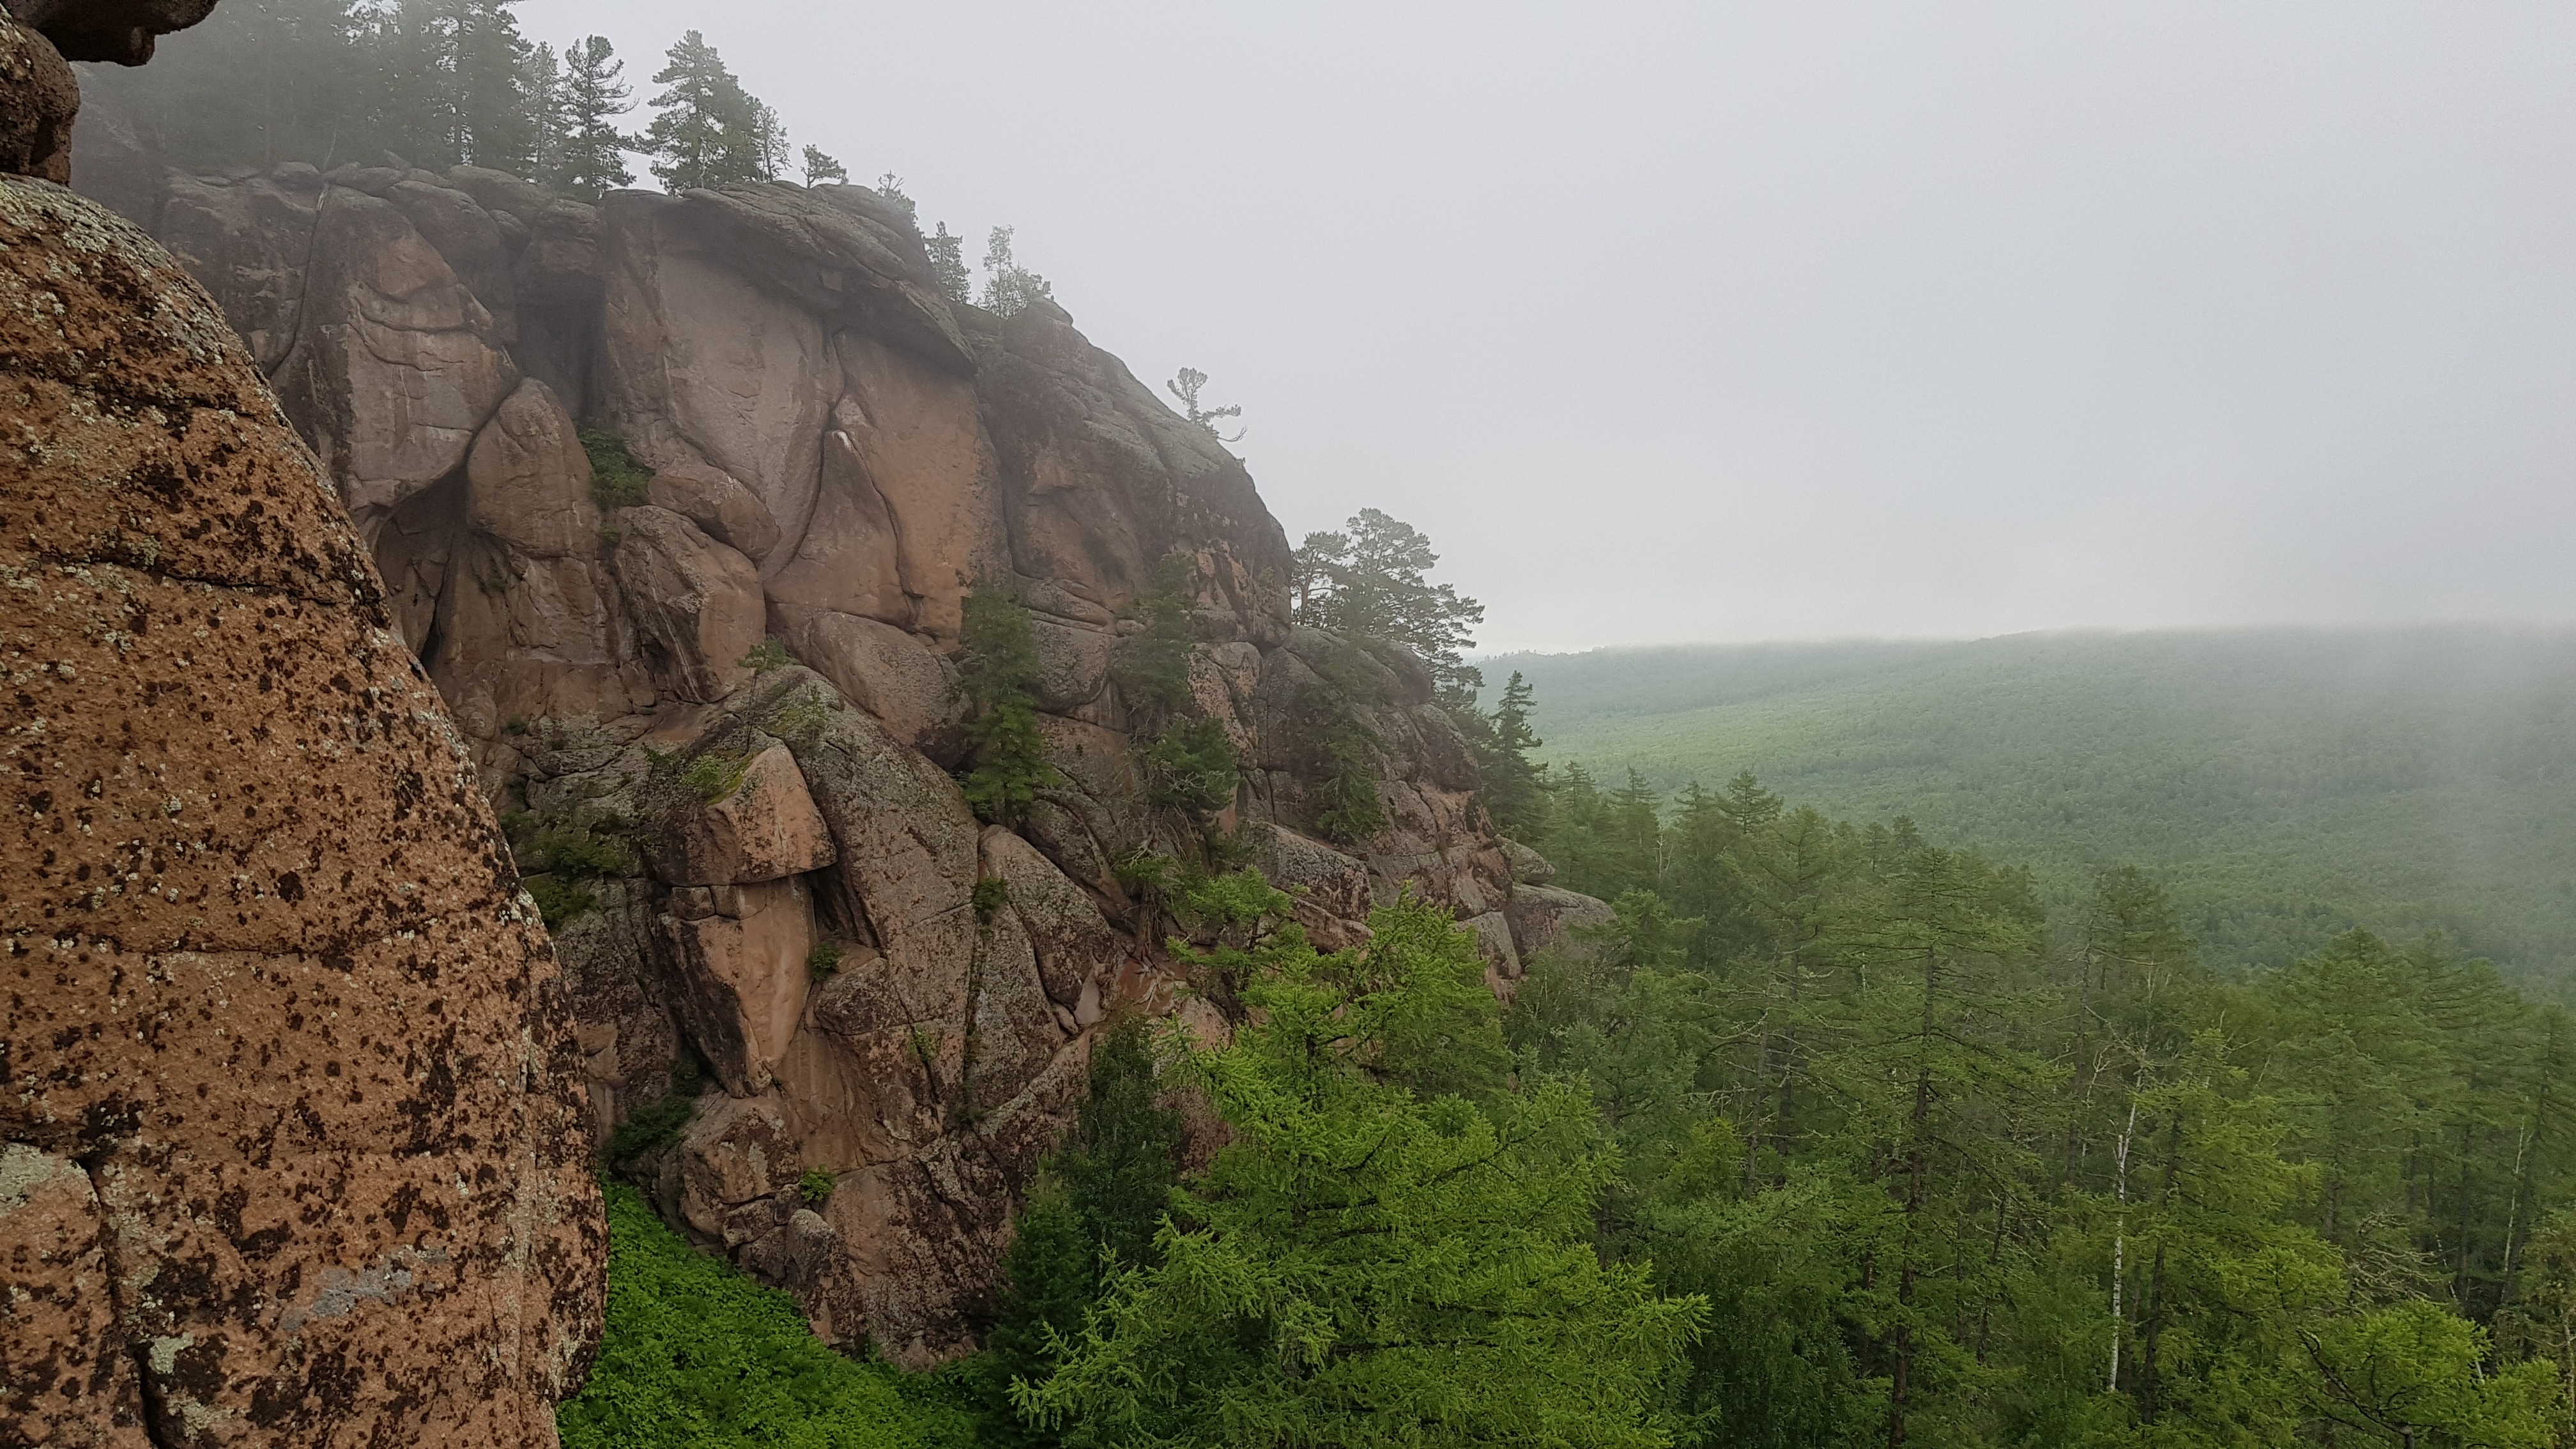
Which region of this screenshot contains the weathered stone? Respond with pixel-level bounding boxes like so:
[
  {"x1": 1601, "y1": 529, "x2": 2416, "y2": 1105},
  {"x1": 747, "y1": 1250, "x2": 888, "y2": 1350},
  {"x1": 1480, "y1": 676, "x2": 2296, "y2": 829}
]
[
  {"x1": 387, "y1": 177, "x2": 515, "y2": 337},
  {"x1": 762, "y1": 420, "x2": 910, "y2": 631},
  {"x1": 272, "y1": 185, "x2": 520, "y2": 532},
  {"x1": 775, "y1": 671, "x2": 982, "y2": 1016},
  {"x1": 467, "y1": 376, "x2": 596, "y2": 556},
  {"x1": 0, "y1": 1144, "x2": 150, "y2": 1443},
  {"x1": 611, "y1": 505, "x2": 766, "y2": 703},
  {"x1": 657, "y1": 876, "x2": 817, "y2": 1096},
  {"x1": 831, "y1": 330, "x2": 1004, "y2": 641},
  {"x1": 647, "y1": 742, "x2": 837, "y2": 887},
  {"x1": 981, "y1": 827, "x2": 1130, "y2": 1008},
  {"x1": 0, "y1": 176, "x2": 600, "y2": 1444},
  {"x1": 650, "y1": 457, "x2": 783, "y2": 562},
  {"x1": 674, "y1": 1093, "x2": 792, "y2": 1239},
  {"x1": 1504, "y1": 838, "x2": 1556, "y2": 886},
  {"x1": 795, "y1": 610, "x2": 962, "y2": 749},
  {"x1": 11, "y1": 0, "x2": 217, "y2": 64},
  {"x1": 1507, "y1": 884, "x2": 1618, "y2": 962},
  {"x1": 1029, "y1": 613, "x2": 1115, "y2": 712},
  {"x1": 0, "y1": 11, "x2": 79, "y2": 183},
  {"x1": 156, "y1": 169, "x2": 325, "y2": 371},
  {"x1": 1460, "y1": 910, "x2": 1523, "y2": 979},
  {"x1": 600, "y1": 189, "x2": 833, "y2": 568}
]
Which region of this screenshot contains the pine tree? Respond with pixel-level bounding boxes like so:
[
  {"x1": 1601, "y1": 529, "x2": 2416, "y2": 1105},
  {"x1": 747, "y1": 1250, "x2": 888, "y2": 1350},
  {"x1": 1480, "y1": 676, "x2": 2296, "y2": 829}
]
[
  {"x1": 1020, "y1": 895, "x2": 1707, "y2": 1445},
  {"x1": 522, "y1": 41, "x2": 564, "y2": 180},
  {"x1": 926, "y1": 222, "x2": 970, "y2": 303},
  {"x1": 642, "y1": 29, "x2": 766, "y2": 192},
  {"x1": 1291, "y1": 509, "x2": 1486, "y2": 697},
  {"x1": 554, "y1": 34, "x2": 634, "y2": 194},
  {"x1": 1164, "y1": 367, "x2": 1244, "y2": 441},
  {"x1": 450, "y1": 0, "x2": 535, "y2": 172},
  {"x1": 799, "y1": 144, "x2": 847, "y2": 186},
  {"x1": 955, "y1": 588, "x2": 1058, "y2": 827},
  {"x1": 1480, "y1": 670, "x2": 1547, "y2": 840},
  {"x1": 979, "y1": 226, "x2": 1054, "y2": 318}
]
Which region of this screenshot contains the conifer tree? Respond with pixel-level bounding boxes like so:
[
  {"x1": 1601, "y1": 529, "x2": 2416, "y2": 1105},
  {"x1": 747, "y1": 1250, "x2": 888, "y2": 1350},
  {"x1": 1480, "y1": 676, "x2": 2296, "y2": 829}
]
[
  {"x1": 956, "y1": 588, "x2": 1058, "y2": 827},
  {"x1": 1291, "y1": 509, "x2": 1485, "y2": 698},
  {"x1": 554, "y1": 34, "x2": 634, "y2": 194},
  {"x1": 979, "y1": 226, "x2": 1054, "y2": 318},
  {"x1": 1480, "y1": 670, "x2": 1547, "y2": 840},
  {"x1": 926, "y1": 223, "x2": 971, "y2": 303},
  {"x1": 643, "y1": 29, "x2": 767, "y2": 191},
  {"x1": 799, "y1": 144, "x2": 847, "y2": 187}
]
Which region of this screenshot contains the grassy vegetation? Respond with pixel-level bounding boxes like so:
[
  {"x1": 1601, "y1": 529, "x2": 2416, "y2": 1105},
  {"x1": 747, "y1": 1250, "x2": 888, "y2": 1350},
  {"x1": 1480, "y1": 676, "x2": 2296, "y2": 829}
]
[
  {"x1": 1492, "y1": 625, "x2": 2576, "y2": 981},
  {"x1": 558, "y1": 1183, "x2": 977, "y2": 1449}
]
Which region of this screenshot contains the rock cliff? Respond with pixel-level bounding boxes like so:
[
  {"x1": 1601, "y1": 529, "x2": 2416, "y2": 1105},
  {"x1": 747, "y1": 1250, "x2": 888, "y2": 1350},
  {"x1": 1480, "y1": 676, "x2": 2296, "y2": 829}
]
[
  {"x1": 1, "y1": 9, "x2": 603, "y2": 1444},
  {"x1": 74, "y1": 146, "x2": 1593, "y2": 1361}
]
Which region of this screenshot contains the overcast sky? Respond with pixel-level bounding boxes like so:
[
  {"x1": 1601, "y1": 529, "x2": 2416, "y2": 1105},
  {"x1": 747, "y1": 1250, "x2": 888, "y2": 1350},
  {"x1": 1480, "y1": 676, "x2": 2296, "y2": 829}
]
[{"x1": 518, "y1": 1, "x2": 2576, "y2": 653}]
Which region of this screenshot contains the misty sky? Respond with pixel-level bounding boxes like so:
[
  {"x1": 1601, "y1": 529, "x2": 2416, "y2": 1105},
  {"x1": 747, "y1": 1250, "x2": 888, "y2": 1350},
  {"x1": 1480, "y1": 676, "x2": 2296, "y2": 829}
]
[{"x1": 517, "y1": 1, "x2": 2576, "y2": 653}]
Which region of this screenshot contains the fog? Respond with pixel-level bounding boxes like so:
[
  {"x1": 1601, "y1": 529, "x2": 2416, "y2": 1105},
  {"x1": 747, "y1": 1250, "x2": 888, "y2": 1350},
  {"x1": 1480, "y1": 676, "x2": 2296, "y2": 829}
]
[{"x1": 516, "y1": 1, "x2": 2576, "y2": 653}]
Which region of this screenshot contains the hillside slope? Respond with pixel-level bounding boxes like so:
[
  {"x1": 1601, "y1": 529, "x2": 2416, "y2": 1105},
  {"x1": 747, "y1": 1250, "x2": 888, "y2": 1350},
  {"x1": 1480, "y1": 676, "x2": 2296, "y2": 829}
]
[{"x1": 1494, "y1": 627, "x2": 2576, "y2": 978}]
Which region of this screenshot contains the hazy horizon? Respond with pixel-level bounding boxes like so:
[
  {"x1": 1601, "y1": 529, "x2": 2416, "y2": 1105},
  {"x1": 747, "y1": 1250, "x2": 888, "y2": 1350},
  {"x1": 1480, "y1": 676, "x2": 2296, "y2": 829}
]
[{"x1": 453, "y1": 4, "x2": 2576, "y2": 653}]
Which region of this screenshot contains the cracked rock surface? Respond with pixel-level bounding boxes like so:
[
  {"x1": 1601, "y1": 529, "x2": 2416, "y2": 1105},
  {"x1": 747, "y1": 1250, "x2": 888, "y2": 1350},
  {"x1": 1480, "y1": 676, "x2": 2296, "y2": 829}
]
[{"x1": 0, "y1": 174, "x2": 602, "y2": 1446}]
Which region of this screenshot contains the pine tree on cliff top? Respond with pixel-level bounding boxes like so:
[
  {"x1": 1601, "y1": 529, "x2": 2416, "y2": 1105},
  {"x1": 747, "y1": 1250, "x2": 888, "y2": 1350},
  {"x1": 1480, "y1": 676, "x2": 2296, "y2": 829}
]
[
  {"x1": 643, "y1": 29, "x2": 769, "y2": 191},
  {"x1": 1292, "y1": 507, "x2": 1486, "y2": 698},
  {"x1": 554, "y1": 34, "x2": 635, "y2": 195}
]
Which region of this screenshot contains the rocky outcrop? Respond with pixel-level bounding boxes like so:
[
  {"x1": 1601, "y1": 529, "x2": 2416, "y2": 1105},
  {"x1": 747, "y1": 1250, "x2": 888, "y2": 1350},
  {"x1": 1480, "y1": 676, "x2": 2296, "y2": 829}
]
[
  {"x1": 0, "y1": 169, "x2": 601, "y2": 1446},
  {"x1": 81, "y1": 150, "x2": 1606, "y2": 1361}
]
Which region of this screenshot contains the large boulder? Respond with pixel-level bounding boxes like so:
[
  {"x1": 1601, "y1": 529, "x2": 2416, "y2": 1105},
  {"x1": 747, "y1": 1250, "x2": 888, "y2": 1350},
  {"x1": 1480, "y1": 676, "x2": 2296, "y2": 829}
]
[
  {"x1": 610, "y1": 505, "x2": 765, "y2": 703},
  {"x1": 271, "y1": 185, "x2": 520, "y2": 533},
  {"x1": 0, "y1": 174, "x2": 601, "y2": 1445}
]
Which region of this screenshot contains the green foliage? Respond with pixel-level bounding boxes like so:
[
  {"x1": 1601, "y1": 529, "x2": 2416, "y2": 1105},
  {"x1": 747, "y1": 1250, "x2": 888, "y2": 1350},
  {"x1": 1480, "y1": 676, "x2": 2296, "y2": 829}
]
[
  {"x1": 1113, "y1": 556, "x2": 1241, "y2": 821},
  {"x1": 524, "y1": 874, "x2": 594, "y2": 928},
  {"x1": 601, "y1": 1059, "x2": 705, "y2": 1169},
  {"x1": 807, "y1": 941, "x2": 843, "y2": 983},
  {"x1": 798, "y1": 1168, "x2": 837, "y2": 1205},
  {"x1": 643, "y1": 29, "x2": 779, "y2": 190},
  {"x1": 1501, "y1": 627, "x2": 2576, "y2": 982},
  {"x1": 801, "y1": 144, "x2": 848, "y2": 186},
  {"x1": 973, "y1": 878, "x2": 1011, "y2": 920},
  {"x1": 1509, "y1": 767, "x2": 2576, "y2": 1448},
  {"x1": 956, "y1": 588, "x2": 1059, "y2": 827},
  {"x1": 979, "y1": 227, "x2": 1054, "y2": 318},
  {"x1": 1136, "y1": 719, "x2": 1238, "y2": 817},
  {"x1": 1284, "y1": 645, "x2": 1386, "y2": 845},
  {"x1": 1291, "y1": 508, "x2": 1485, "y2": 698},
  {"x1": 740, "y1": 638, "x2": 792, "y2": 675},
  {"x1": 1163, "y1": 368, "x2": 1243, "y2": 442},
  {"x1": 928, "y1": 224, "x2": 972, "y2": 305},
  {"x1": 580, "y1": 428, "x2": 653, "y2": 508},
  {"x1": 683, "y1": 751, "x2": 751, "y2": 802},
  {"x1": 967, "y1": 1018, "x2": 1186, "y2": 1448},
  {"x1": 553, "y1": 34, "x2": 636, "y2": 194},
  {"x1": 1455, "y1": 668, "x2": 1547, "y2": 842},
  {"x1": 557, "y1": 1183, "x2": 977, "y2": 1448},
  {"x1": 1018, "y1": 894, "x2": 1706, "y2": 1446},
  {"x1": 507, "y1": 806, "x2": 636, "y2": 926}
]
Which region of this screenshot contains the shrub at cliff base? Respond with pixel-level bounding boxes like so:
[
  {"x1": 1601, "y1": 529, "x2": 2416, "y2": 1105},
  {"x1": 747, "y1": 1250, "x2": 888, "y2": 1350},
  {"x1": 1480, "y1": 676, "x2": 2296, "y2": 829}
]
[{"x1": 558, "y1": 1184, "x2": 977, "y2": 1449}]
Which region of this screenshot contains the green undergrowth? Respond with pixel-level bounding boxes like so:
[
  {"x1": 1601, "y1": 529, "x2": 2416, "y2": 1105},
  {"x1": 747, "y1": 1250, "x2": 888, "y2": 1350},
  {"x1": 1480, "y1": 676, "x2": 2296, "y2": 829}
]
[
  {"x1": 581, "y1": 428, "x2": 654, "y2": 509},
  {"x1": 558, "y1": 1183, "x2": 979, "y2": 1449}
]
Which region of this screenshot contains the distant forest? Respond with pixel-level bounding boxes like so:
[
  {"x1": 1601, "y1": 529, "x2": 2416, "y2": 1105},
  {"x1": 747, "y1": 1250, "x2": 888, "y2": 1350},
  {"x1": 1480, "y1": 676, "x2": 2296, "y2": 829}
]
[
  {"x1": 1496, "y1": 627, "x2": 2576, "y2": 985},
  {"x1": 81, "y1": 0, "x2": 835, "y2": 195}
]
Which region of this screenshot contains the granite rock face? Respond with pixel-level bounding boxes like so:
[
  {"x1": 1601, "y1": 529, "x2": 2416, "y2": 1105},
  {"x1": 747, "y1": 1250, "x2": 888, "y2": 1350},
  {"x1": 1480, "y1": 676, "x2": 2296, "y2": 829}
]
[
  {"x1": 85, "y1": 155, "x2": 1606, "y2": 1361},
  {"x1": 0, "y1": 173, "x2": 602, "y2": 1445}
]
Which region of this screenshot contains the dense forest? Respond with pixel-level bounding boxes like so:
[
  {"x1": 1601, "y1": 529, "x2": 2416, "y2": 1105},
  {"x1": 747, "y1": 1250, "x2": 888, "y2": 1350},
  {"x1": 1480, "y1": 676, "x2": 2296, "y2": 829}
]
[
  {"x1": 541, "y1": 512, "x2": 2576, "y2": 1447},
  {"x1": 72, "y1": 13, "x2": 2576, "y2": 1432},
  {"x1": 1496, "y1": 631, "x2": 2576, "y2": 984}
]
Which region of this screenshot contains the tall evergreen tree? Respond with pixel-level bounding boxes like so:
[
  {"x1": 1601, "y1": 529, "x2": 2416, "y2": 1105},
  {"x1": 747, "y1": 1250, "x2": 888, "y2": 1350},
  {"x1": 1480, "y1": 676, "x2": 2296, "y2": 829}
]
[
  {"x1": 1291, "y1": 509, "x2": 1486, "y2": 698},
  {"x1": 553, "y1": 34, "x2": 634, "y2": 194},
  {"x1": 927, "y1": 222, "x2": 971, "y2": 303},
  {"x1": 642, "y1": 29, "x2": 767, "y2": 191},
  {"x1": 980, "y1": 226, "x2": 1054, "y2": 318}
]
